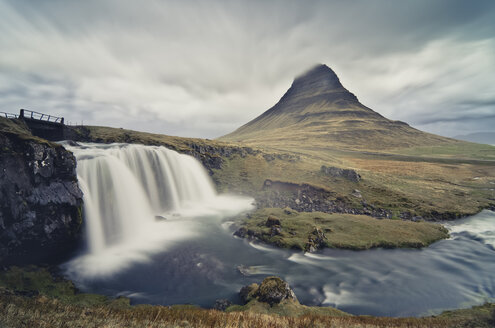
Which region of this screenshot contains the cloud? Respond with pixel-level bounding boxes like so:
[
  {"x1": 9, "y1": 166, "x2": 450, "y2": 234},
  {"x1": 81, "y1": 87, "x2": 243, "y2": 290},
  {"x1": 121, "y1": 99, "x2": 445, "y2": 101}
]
[{"x1": 0, "y1": 0, "x2": 494, "y2": 138}]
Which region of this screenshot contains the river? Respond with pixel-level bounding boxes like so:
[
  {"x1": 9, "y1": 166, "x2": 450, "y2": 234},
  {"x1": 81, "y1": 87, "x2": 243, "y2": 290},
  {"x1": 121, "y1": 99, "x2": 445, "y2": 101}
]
[{"x1": 62, "y1": 142, "x2": 495, "y2": 317}]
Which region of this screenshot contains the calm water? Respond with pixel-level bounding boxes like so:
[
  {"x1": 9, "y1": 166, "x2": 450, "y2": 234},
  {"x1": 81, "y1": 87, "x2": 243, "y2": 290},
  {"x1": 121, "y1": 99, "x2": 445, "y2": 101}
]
[{"x1": 64, "y1": 209, "x2": 495, "y2": 317}]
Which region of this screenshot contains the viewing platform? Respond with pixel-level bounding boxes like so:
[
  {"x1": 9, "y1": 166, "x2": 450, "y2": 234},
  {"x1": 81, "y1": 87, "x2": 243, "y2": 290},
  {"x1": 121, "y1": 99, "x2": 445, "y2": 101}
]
[{"x1": 2, "y1": 109, "x2": 66, "y2": 140}]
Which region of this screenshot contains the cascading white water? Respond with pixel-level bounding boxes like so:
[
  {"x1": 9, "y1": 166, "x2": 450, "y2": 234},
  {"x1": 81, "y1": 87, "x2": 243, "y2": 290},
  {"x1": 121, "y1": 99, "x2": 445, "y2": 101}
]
[{"x1": 62, "y1": 142, "x2": 253, "y2": 277}]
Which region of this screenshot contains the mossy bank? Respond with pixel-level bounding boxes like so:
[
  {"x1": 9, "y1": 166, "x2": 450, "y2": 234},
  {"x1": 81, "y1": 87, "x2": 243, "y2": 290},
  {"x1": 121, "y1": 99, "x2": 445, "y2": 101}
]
[
  {"x1": 0, "y1": 267, "x2": 493, "y2": 328},
  {"x1": 234, "y1": 208, "x2": 449, "y2": 251}
]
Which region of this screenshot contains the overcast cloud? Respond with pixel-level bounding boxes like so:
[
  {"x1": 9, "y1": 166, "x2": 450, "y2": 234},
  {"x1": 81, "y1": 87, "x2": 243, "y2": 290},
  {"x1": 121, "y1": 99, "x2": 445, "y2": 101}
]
[{"x1": 0, "y1": 0, "x2": 494, "y2": 138}]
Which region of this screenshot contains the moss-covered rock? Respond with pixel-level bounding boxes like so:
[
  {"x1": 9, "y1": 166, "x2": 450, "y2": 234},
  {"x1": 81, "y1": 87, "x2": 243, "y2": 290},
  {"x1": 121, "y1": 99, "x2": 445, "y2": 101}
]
[{"x1": 239, "y1": 276, "x2": 297, "y2": 306}]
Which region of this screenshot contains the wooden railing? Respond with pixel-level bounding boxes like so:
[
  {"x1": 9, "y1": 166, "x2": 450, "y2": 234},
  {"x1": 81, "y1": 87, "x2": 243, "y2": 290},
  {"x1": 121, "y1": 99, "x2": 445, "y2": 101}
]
[
  {"x1": 19, "y1": 109, "x2": 64, "y2": 124},
  {"x1": 0, "y1": 111, "x2": 18, "y2": 119}
]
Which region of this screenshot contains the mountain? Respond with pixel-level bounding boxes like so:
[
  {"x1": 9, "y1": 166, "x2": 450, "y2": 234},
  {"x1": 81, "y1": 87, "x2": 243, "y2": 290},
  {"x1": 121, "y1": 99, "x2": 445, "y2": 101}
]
[
  {"x1": 454, "y1": 132, "x2": 495, "y2": 145},
  {"x1": 220, "y1": 64, "x2": 455, "y2": 151}
]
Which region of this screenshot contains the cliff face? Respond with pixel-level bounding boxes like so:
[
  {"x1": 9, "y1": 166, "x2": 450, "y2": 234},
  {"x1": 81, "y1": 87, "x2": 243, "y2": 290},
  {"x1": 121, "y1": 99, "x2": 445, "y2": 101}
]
[{"x1": 0, "y1": 119, "x2": 83, "y2": 265}]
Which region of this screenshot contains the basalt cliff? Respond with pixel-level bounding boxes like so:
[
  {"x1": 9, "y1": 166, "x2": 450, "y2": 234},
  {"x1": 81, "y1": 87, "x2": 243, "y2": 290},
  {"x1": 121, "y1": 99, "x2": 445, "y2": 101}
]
[{"x1": 0, "y1": 118, "x2": 83, "y2": 265}]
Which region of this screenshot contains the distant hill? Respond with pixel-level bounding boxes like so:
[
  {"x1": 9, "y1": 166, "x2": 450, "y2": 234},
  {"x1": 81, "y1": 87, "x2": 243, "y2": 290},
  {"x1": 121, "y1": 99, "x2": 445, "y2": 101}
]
[
  {"x1": 454, "y1": 132, "x2": 495, "y2": 145},
  {"x1": 220, "y1": 64, "x2": 458, "y2": 151}
]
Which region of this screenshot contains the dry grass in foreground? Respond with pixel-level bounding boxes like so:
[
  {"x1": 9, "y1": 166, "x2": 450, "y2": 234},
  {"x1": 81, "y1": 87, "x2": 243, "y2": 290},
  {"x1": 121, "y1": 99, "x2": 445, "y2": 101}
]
[{"x1": 0, "y1": 292, "x2": 462, "y2": 328}]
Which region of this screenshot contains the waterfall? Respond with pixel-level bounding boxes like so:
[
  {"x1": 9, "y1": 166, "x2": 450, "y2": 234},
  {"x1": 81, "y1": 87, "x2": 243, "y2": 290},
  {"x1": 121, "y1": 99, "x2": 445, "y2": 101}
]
[{"x1": 62, "y1": 142, "x2": 253, "y2": 277}]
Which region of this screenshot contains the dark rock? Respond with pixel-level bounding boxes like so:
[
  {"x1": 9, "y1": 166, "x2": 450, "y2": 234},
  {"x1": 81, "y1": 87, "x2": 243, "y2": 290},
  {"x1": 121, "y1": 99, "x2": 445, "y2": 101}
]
[
  {"x1": 0, "y1": 127, "x2": 83, "y2": 265},
  {"x1": 270, "y1": 226, "x2": 282, "y2": 236},
  {"x1": 321, "y1": 165, "x2": 361, "y2": 182},
  {"x1": 233, "y1": 227, "x2": 256, "y2": 239},
  {"x1": 213, "y1": 299, "x2": 232, "y2": 311},
  {"x1": 265, "y1": 215, "x2": 281, "y2": 227},
  {"x1": 306, "y1": 227, "x2": 327, "y2": 252},
  {"x1": 233, "y1": 227, "x2": 248, "y2": 238},
  {"x1": 252, "y1": 276, "x2": 297, "y2": 306},
  {"x1": 258, "y1": 179, "x2": 392, "y2": 219},
  {"x1": 239, "y1": 283, "x2": 259, "y2": 304}
]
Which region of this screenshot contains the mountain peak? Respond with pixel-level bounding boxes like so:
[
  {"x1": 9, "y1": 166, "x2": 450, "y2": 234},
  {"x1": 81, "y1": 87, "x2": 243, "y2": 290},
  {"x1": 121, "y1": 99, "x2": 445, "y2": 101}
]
[
  {"x1": 280, "y1": 64, "x2": 356, "y2": 104},
  {"x1": 220, "y1": 63, "x2": 453, "y2": 150},
  {"x1": 293, "y1": 64, "x2": 343, "y2": 90}
]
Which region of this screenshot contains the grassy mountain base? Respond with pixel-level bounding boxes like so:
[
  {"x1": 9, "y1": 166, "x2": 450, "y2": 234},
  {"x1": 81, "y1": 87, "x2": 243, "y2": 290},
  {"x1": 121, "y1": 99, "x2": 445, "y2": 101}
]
[{"x1": 58, "y1": 123, "x2": 495, "y2": 220}]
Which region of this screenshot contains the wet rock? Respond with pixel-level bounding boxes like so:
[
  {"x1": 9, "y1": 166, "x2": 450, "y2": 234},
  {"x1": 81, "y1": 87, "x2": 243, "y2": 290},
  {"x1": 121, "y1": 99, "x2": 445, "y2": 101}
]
[
  {"x1": 0, "y1": 128, "x2": 83, "y2": 265},
  {"x1": 213, "y1": 299, "x2": 232, "y2": 311},
  {"x1": 233, "y1": 227, "x2": 256, "y2": 239},
  {"x1": 233, "y1": 227, "x2": 248, "y2": 238},
  {"x1": 306, "y1": 227, "x2": 327, "y2": 252},
  {"x1": 239, "y1": 276, "x2": 298, "y2": 306},
  {"x1": 239, "y1": 283, "x2": 259, "y2": 304}
]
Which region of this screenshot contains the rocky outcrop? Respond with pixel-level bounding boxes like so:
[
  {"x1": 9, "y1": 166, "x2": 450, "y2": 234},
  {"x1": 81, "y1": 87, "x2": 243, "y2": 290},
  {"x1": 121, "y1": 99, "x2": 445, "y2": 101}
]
[
  {"x1": 0, "y1": 126, "x2": 83, "y2": 265},
  {"x1": 306, "y1": 227, "x2": 327, "y2": 252},
  {"x1": 239, "y1": 276, "x2": 298, "y2": 306},
  {"x1": 320, "y1": 165, "x2": 361, "y2": 182},
  {"x1": 62, "y1": 125, "x2": 299, "y2": 175},
  {"x1": 213, "y1": 299, "x2": 232, "y2": 311},
  {"x1": 259, "y1": 179, "x2": 392, "y2": 218}
]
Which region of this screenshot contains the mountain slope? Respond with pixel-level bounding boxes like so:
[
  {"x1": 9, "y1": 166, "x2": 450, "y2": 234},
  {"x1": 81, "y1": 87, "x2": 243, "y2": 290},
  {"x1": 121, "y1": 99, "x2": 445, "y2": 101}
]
[
  {"x1": 220, "y1": 64, "x2": 457, "y2": 151},
  {"x1": 454, "y1": 132, "x2": 495, "y2": 145}
]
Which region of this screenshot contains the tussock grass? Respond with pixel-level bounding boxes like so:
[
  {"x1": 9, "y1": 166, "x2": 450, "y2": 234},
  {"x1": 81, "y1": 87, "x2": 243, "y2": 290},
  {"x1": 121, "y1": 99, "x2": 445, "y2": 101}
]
[
  {"x1": 2, "y1": 267, "x2": 492, "y2": 327},
  {"x1": 0, "y1": 117, "x2": 60, "y2": 147},
  {"x1": 0, "y1": 292, "x2": 462, "y2": 328}
]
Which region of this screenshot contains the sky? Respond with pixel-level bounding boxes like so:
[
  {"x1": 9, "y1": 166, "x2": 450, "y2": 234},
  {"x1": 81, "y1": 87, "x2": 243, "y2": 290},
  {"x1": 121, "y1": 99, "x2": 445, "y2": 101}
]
[{"x1": 0, "y1": 0, "x2": 494, "y2": 139}]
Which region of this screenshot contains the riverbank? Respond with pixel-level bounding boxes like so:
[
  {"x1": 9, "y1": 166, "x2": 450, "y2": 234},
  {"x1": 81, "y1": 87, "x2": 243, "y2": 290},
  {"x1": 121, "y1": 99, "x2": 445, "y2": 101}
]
[
  {"x1": 0, "y1": 266, "x2": 493, "y2": 328},
  {"x1": 234, "y1": 208, "x2": 449, "y2": 251}
]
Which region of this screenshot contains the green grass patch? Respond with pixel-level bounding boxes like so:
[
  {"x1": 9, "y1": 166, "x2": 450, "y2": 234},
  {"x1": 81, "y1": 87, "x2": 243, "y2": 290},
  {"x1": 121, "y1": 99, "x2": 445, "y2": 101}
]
[
  {"x1": 0, "y1": 266, "x2": 129, "y2": 308},
  {"x1": 239, "y1": 208, "x2": 449, "y2": 250},
  {"x1": 395, "y1": 143, "x2": 495, "y2": 161}
]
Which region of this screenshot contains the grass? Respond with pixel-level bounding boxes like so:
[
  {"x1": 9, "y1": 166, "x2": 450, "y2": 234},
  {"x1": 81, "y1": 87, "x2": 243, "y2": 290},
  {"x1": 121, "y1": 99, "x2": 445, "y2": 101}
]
[
  {"x1": 395, "y1": 143, "x2": 495, "y2": 161},
  {"x1": 70, "y1": 125, "x2": 236, "y2": 153},
  {"x1": 0, "y1": 292, "x2": 457, "y2": 328},
  {"x1": 0, "y1": 266, "x2": 129, "y2": 308},
  {"x1": 237, "y1": 208, "x2": 449, "y2": 250},
  {"x1": 0, "y1": 117, "x2": 60, "y2": 148},
  {"x1": 68, "y1": 123, "x2": 495, "y2": 220},
  {"x1": 0, "y1": 282, "x2": 493, "y2": 327},
  {"x1": 0, "y1": 266, "x2": 494, "y2": 327}
]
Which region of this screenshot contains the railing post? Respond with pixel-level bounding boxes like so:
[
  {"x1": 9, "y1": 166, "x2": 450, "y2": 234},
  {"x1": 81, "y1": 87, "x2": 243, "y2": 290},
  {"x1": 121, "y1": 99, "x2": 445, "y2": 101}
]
[{"x1": 19, "y1": 109, "x2": 24, "y2": 118}]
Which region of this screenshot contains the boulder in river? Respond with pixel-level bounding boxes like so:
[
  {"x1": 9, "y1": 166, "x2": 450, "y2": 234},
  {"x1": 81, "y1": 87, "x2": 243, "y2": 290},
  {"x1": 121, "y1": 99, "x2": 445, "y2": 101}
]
[{"x1": 239, "y1": 276, "x2": 298, "y2": 306}]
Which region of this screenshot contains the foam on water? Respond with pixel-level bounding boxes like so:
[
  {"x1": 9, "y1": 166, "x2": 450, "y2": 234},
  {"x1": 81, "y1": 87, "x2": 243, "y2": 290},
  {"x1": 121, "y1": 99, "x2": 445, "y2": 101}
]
[
  {"x1": 445, "y1": 210, "x2": 495, "y2": 248},
  {"x1": 62, "y1": 142, "x2": 253, "y2": 278}
]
